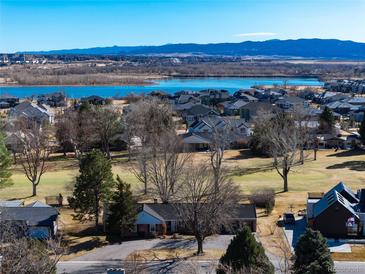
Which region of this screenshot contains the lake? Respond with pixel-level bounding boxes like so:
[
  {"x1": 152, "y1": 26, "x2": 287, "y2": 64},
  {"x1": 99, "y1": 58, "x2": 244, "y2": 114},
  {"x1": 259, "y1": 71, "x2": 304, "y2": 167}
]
[{"x1": 0, "y1": 77, "x2": 323, "y2": 98}]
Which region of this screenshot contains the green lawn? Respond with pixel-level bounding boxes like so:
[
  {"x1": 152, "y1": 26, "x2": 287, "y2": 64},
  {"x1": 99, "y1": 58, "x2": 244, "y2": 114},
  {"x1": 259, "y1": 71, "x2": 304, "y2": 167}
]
[
  {"x1": 0, "y1": 156, "x2": 139, "y2": 202},
  {"x1": 1, "y1": 149, "x2": 365, "y2": 205}
]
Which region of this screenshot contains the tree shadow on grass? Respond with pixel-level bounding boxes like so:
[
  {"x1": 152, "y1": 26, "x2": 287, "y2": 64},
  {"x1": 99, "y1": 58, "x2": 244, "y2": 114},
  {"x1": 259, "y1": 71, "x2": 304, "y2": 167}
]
[
  {"x1": 226, "y1": 149, "x2": 268, "y2": 161},
  {"x1": 152, "y1": 239, "x2": 195, "y2": 249},
  {"x1": 8, "y1": 195, "x2": 33, "y2": 200},
  {"x1": 230, "y1": 165, "x2": 275, "y2": 177},
  {"x1": 326, "y1": 160, "x2": 365, "y2": 171},
  {"x1": 326, "y1": 149, "x2": 365, "y2": 158},
  {"x1": 63, "y1": 236, "x2": 107, "y2": 255}
]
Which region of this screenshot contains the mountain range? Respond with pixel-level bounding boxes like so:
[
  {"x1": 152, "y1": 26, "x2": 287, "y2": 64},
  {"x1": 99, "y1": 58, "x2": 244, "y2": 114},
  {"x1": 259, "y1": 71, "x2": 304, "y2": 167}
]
[{"x1": 22, "y1": 39, "x2": 365, "y2": 59}]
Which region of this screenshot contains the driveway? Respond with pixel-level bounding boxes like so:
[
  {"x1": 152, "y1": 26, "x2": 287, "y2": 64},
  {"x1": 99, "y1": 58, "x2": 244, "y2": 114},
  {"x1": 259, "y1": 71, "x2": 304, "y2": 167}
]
[
  {"x1": 70, "y1": 235, "x2": 233, "y2": 261},
  {"x1": 283, "y1": 217, "x2": 351, "y2": 253},
  {"x1": 57, "y1": 235, "x2": 233, "y2": 273}
]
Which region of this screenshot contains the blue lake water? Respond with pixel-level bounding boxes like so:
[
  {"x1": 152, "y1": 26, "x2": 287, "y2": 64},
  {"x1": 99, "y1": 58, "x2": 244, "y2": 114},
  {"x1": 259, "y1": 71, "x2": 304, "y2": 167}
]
[{"x1": 0, "y1": 77, "x2": 323, "y2": 98}]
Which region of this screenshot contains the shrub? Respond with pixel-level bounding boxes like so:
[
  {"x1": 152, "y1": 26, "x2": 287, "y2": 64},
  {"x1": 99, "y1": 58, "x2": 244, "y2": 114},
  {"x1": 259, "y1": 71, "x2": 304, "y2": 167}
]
[{"x1": 249, "y1": 188, "x2": 275, "y2": 214}]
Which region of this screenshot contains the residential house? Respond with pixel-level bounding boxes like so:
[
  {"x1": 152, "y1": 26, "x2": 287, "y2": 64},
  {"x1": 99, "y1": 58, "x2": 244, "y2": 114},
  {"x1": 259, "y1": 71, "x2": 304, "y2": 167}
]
[
  {"x1": 347, "y1": 97, "x2": 365, "y2": 106},
  {"x1": 307, "y1": 182, "x2": 365, "y2": 238},
  {"x1": 0, "y1": 101, "x2": 10, "y2": 109},
  {"x1": 275, "y1": 96, "x2": 309, "y2": 110},
  {"x1": 172, "y1": 102, "x2": 196, "y2": 112},
  {"x1": 0, "y1": 201, "x2": 59, "y2": 239},
  {"x1": 181, "y1": 104, "x2": 219, "y2": 126},
  {"x1": 221, "y1": 99, "x2": 249, "y2": 116},
  {"x1": 80, "y1": 95, "x2": 106, "y2": 105},
  {"x1": 254, "y1": 89, "x2": 284, "y2": 102},
  {"x1": 316, "y1": 92, "x2": 350, "y2": 104},
  {"x1": 199, "y1": 89, "x2": 230, "y2": 104},
  {"x1": 240, "y1": 102, "x2": 278, "y2": 122},
  {"x1": 0, "y1": 94, "x2": 19, "y2": 108},
  {"x1": 189, "y1": 116, "x2": 251, "y2": 136},
  {"x1": 135, "y1": 203, "x2": 257, "y2": 236},
  {"x1": 8, "y1": 101, "x2": 55, "y2": 124},
  {"x1": 326, "y1": 101, "x2": 358, "y2": 115},
  {"x1": 176, "y1": 94, "x2": 200, "y2": 105},
  {"x1": 179, "y1": 132, "x2": 211, "y2": 151},
  {"x1": 37, "y1": 92, "x2": 67, "y2": 107},
  {"x1": 182, "y1": 116, "x2": 251, "y2": 151},
  {"x1": 233, "y1": 90, "x2": 259, "y2": 102}
]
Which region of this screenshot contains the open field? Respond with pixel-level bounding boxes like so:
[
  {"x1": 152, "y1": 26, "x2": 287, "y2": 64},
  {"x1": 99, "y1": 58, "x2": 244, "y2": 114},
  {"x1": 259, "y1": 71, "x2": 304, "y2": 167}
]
[
  {"x1": 2, "y1": 149, "x2": 365, "y2": 204},
  {"x1": 3, "y1": 149, "x2": 364, "y2": 261}
]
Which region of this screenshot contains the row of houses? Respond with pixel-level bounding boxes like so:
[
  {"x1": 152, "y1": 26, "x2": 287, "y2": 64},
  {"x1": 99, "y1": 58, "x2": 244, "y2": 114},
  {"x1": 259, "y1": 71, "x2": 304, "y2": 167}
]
[
  {"x1": 164, "y1": 88, "x2": 363, "y2": 151},
  {"x1": 0, "y1": 199, "x2": 257, "y2": 239},
  {"x1": 324, "y1": 80, "x2": 365, "y2": 94}
]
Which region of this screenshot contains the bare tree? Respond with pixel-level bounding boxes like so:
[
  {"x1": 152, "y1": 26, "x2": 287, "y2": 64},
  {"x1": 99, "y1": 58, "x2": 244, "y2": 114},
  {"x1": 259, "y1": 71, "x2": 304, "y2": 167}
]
[
  {"x1": 292, "y1": 107, "x2": 311, "y2": 165},
  {"x1": 0, "y1": 219, "x2": 63, "y2": 274},
  {"x1": 17, "y1": 120, "x2": 52, "y2": 196},
  {"x1": 55, "y1": 107, "x2": 95, "y2": 158},
  {"x1": 207, "y1": 117, "x2": 235, "y2": 190},
  {"x1": 130, "y1": 145, "x2": 151, "y2": 195},
  {"x1": 147, "y1": 131, "x2": 189, "y2": 203},
  {"x1": 93, "y1": 106, "x2": 122, "y2": 159},
  {"x1": 125, "y1": 98, "x2": 175, "y2": 194},
  {"x1": 174, "y1": 165, "x2": 241, "y2": 255},
  {"x1": 254, "y1": 111, "x2": 301, "y2": 192},
  {"x1": 125, "y1": 98, "x2": 174, "y2": 156}
]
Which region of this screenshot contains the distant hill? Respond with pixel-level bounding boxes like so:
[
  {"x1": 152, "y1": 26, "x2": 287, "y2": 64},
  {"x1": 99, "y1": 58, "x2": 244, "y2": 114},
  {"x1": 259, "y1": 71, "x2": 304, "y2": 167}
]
[{"x1": 22, "y1": 39, "x2": 365, "y2": 59}]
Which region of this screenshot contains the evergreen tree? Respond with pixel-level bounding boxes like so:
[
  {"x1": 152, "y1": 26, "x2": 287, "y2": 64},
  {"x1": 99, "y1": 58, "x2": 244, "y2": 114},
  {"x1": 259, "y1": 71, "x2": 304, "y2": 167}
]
[
  {"x1": 68, "y1": 150, "x2": 115, "y2": 230},
  {"x1": 293, "y1": 228, "x2": 334, "y2": 274},
  {"x1": 218, "y1": 226, "x2": 274, "y2": 274},
  {"x1": 359, "y1": 112, "x2": 365, "y2": 145},
  {"x1": 319, "y1": 107, "x2": 335, "y2": 133},
  {"x1": 107, "y1": 176, "x2": 137, "y2": 238},
  {"x1": 0, "y1": 128, "x2": 12, "y2": 189}
]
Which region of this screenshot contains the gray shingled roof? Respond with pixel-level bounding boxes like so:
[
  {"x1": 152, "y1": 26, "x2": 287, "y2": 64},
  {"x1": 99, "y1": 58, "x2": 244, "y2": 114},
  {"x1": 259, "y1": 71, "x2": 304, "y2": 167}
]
[
  {"x1": 26, "y1": 201, "x2": 52, "y2": 208},
  {"x1": 0, "y1": 207, "x2": 58, "y2": 226},
  {"x1": 142, "y1": 203, "x2": 256, "y2": 221},
  {"x1": 0, "y1": 200, "x2": 23, "y2": 207},
  {"x1": 185, "y1": 104, "x2": 218, "y2": 116}
]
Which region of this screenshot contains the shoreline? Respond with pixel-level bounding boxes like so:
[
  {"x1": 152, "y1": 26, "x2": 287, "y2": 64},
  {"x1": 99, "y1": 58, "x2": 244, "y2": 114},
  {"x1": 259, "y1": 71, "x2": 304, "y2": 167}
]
[{"x1": 0, "y1": 75, "x2": 323, "y2": 88}]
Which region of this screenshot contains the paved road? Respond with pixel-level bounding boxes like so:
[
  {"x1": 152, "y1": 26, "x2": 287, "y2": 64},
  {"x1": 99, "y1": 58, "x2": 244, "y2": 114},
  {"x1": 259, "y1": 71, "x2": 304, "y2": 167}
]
[
  {"x1": 335, "y1": 261, "x2": 365, "y2": 274},
  {"x1": 57, "y1": 235, "x2": 365, "y2": 274},
  {"x1": 57, "y1": 259, "x2": 365, "y2": 274}
]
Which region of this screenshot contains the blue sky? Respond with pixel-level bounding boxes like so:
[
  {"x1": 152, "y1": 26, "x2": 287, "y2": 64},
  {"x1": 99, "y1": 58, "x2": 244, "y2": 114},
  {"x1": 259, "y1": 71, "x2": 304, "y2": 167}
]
[{"x1": 1, "y1": 0, "x2": 365, "y2": 53}]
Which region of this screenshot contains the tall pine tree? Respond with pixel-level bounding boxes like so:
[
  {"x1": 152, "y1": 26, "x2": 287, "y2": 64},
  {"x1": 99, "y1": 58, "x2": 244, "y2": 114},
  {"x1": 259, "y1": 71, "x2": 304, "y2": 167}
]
[
  {"x1": 218, "y1": 226, "x2": 274, "y2": 274},
  {"x1": 68, "y1": 150, "x2": 115, "y2": 230},
  {"x1": 107, "y1": 176, "x2": 137, "y2": 238},
  {"x1": 0, "y1": 126, "x2": 12, "y2": 189},
  {"x1": 293, "y1": 228, "x2": 334, "y2": 274}
]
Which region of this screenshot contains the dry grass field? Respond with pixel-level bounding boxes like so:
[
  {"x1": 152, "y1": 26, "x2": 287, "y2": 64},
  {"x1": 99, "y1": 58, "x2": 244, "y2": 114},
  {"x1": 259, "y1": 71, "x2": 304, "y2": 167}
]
[
  {"x1": 3, "y1": 148, "x2": 363, "y2": 260},
  {"x1": 2, "y1": 149, "x2": 364, "y2": 206}
]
